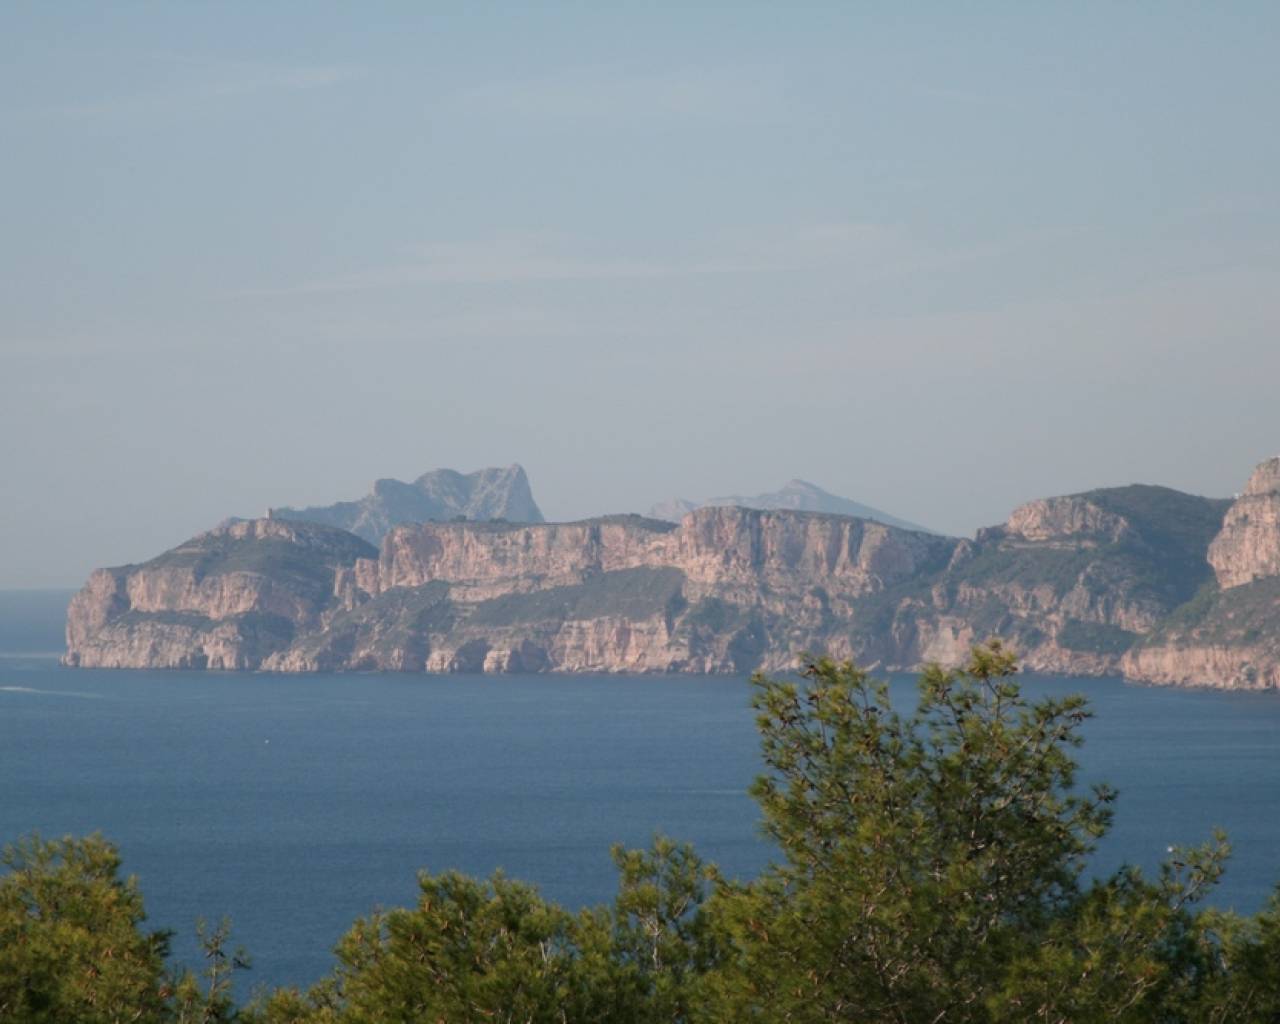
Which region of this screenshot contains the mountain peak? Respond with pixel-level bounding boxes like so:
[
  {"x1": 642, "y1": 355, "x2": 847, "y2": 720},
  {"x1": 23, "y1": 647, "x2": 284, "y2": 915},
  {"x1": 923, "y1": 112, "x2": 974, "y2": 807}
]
[
  {"x1": 647, "y1": 480, "x2": 932, "y2": 533},
  {"x1": 275, "y1": 465, "x2": 545, "y2": 545}
]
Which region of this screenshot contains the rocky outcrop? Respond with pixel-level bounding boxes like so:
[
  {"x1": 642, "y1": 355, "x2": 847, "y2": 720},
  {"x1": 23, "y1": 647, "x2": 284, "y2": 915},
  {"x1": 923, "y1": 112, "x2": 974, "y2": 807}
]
[
  {"x1": 648, "y1": 479, "x2": 930, "y2": 533},
  {"x1": 273, "y1": 464, "x2": 543, "y2": 545},
  {"x1": 68, "y1": 459, "x2": 1280, "y2": 689},
  {"x1": 876, "y1": 485, "x2": 1231, "y2": 679},
  {"x1": 63, "y1": 519, "x2": 376, "y2": 670},
  {"x1": 1113, "y1": 458, "x2": 1280, "y2": 689},
  {"x1": 1003, "y1": 496, "x2": 1132, "y2": 545},
  {"x1": 1207, "y1": 457, "x2": 1280, "y2": 589}
]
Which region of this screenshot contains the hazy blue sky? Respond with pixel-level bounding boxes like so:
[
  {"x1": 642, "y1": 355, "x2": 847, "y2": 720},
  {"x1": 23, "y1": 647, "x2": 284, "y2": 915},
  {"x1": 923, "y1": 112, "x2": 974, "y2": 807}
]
[{"x1": 4, "y1": 3, "x2": 1279, "y2": 587}]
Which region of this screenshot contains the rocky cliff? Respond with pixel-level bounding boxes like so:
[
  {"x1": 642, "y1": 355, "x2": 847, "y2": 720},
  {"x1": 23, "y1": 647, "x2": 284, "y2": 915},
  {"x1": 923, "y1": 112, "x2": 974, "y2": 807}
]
[
  {"x1": 273, "y1": 464, "x2": 543, "y2": 545},
  {"x1": 1207, "y1": 457, "x2": 1280, "y2": 588},
  {"x1": 65, "y1": 458, "x2": 1280, "y2": 688},
  {"x1": 1119, "y1": 458, "x2": 1280, "y2": 688},
  {"x1": 885, "y1": 485, "x2": 1231, "y2": 677},
  {"x1": 64, "y1": 519, "x2": 376, "y2": 669},
  {"x1": 65, "y1": 508, "x2": 952, "y2": 674}
]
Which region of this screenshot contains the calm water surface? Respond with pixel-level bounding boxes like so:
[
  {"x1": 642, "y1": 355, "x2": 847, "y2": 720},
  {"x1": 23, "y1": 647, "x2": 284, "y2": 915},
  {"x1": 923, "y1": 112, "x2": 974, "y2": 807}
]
[{"x1": 3, "y1": 590, "x2": 1280, "y2": 995}]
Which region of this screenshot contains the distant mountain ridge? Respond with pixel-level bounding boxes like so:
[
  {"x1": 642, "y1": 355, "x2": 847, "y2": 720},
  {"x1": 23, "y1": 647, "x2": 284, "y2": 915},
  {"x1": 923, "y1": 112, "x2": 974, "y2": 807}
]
[
  {"x1": 649, "y1": 479, "x2": 930, "y2": 533},
  {"x1": 273, "y1": 465, "x2": 543, "y2": 545}
]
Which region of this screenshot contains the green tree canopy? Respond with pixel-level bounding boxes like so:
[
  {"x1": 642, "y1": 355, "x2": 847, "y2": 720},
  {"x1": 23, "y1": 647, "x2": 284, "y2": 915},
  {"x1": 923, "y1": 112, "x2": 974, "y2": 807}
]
[
  {"x1": 699, "y1": 642, "x2": 1229, "y2": 1022},
  {"x1": 0, "y1": 833, "x2": 171, "y2": 1024}
]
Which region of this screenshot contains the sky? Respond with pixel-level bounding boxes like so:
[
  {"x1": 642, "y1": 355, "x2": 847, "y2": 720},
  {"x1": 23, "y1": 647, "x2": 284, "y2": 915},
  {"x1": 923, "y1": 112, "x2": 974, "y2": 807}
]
[{"x1": 3, "y1": 3, "x2": 1279, "y2": 587}]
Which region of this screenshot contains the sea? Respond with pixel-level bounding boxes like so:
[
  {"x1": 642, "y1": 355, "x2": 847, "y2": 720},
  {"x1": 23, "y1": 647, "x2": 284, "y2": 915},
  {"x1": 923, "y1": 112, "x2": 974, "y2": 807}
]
[{"x1": 4, "y1": 589, "x2": 1280, "y2": 999}]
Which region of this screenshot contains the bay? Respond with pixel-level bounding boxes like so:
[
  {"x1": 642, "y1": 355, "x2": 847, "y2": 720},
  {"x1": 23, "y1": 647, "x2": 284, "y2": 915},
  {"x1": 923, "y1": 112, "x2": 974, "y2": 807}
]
[{"x1": 3, "y1": 590, "x2": 1280, "y2": 997}]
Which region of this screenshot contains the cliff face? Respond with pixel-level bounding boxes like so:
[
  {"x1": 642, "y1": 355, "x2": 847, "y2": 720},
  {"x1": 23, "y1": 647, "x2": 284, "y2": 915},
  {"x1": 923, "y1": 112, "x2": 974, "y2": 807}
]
[
  {"x1": 66, "y1": 461, "x2": 1280, "y2": 688},
  {"x1": 886, "y1": 486, "x2": 1229, "y2": 679},
  {"x1": 273, "y1": 464, "x2": 544, "y2": 545},
  {"x1": 306, "y1": 508, "x2": 954, "y2": 674},
  {"x1": 1119, "y1": 459, "x2": 1280, "y2": 688},
  {"x1": 368, "y1": 517, "x2": 676, "y2": 599},
  {"x1": 64, "y1": 519, "x2": 376, "y2": 670},
  {"x1": 359, "y1": 509, "x2": 946, "y2": 604},
  {"x1": 1207, "y1": 457, "x2": 1280, "y2": 588},
  {"x1": 65, "y1": 508, "x2": 953, "y2": 674},
  {"x1": 1121, "y1": 578, "x2": 1280, "y2": 691}
]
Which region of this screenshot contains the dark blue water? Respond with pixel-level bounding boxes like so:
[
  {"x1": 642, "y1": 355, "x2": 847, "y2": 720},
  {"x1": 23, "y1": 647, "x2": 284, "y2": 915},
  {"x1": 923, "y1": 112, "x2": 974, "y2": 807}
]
[{"x1": 4, "y1": 590, "x2": 1280, "y2": 998}]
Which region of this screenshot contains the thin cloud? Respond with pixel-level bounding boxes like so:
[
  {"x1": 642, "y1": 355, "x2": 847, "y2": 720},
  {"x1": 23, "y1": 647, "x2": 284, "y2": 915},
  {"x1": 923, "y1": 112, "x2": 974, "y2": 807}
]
[
  {"x1": 916, "y1": 83, "x2": 1092, "y2": 109},
  {"x1": 241, "y1": 235, "x2": 767, "y2": 295},
  {"x1": 4, "y1": 56, "x2": 360, "y2": 121},
  {"x1": 238, "y1": 223, "x2": 990, "y2": 297},
  {"x1": 449, "y1": 64, "x2": 785, "y2": 121}
]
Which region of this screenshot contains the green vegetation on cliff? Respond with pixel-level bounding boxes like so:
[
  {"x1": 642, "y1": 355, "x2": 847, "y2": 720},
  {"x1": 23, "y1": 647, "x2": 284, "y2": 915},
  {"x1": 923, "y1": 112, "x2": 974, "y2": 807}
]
[
  {"x1": 1142, "y1": 577, "x2": 1280, "y2": 649},
  {"x1": 12, "y1": 644, "x2": 1280, "y2": 1021},
  {"x1": 1058, "y1": 618, "x2": 1140, "y2": 654},
  {"x1": 468, "y1": 567, "x2": 687, "y2": 627},
  {"x1": 1087, "y1": 485, "x2": 1231, "y2": 607},
  {"x1": 141, "y1": 525, "x2": 375, "y2": 606},
  {"x1": 1085, "y1": 485, "x2": 1231, "y2": 564},
  {"x1": 144, "y1": 526, "x2": 375, "y2": 577},
  {"x1": 953, "y1": 485, "x2": 1229, "y2": 607}
]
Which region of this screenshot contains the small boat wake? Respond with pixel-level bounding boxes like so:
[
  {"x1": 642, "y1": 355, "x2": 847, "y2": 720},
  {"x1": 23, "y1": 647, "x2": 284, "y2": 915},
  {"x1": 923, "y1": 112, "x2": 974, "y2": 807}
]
[{"x1": 0, "y1": 685, "x2": 101, "y2": 699}]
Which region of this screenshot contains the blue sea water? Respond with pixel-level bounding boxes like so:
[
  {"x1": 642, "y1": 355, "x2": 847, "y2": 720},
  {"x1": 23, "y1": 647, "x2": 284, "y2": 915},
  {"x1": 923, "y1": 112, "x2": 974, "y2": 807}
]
[{"x1": 4, "y1": 589, "x2": 1280, "y2": 998}]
